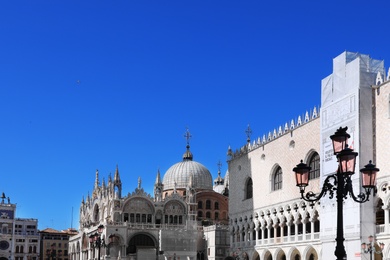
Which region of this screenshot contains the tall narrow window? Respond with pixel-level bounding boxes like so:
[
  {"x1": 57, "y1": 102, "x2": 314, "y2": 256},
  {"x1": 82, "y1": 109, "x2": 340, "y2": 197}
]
[
  {"x1": 273, "y1": 167, "x2": 283, "y2": 191},
  {"x1": 246, "y1": 178, "x2": 253, "y2": 199},
  {"x1": 214, "y1": 202, "x2": 219, "y2": 210},
  {"x1": 309, "y1": 152, "x2": 320, "y2": 180},
  {"x1": 198, "y1": 201, "x2": 203, "y2": 209},
  {"x1": 376, "y1": 199, "x2": 385, "y2": 225},
  {"x1": 206, "y1": 200, "x2": 211, "y2": 210}
]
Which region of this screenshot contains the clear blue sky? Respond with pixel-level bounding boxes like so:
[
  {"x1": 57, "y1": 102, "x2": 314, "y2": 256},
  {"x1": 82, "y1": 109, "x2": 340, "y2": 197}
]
[{"x1": 1, "y1": 1, "x2": 389, "y2": 230}]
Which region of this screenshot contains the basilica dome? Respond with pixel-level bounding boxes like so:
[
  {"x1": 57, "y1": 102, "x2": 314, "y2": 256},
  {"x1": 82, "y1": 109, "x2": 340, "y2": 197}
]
[{"x1": 162, "y1": 145, "x2": 213, "y2": 191}]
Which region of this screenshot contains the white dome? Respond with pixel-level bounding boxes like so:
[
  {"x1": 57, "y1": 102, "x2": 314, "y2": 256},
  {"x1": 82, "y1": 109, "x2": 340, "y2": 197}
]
[
  {"x1": 162, "y1": 145, "x2": 213, "y2": 191},
  {"x1": 163, "y1": 160, "x2": 213, "y2": 191}
]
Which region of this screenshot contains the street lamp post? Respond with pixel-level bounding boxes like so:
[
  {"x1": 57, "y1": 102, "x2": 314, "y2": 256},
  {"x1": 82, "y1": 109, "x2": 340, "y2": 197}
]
[
  {"x1": 293, "y1": 127, "x2": 379, "y2": 260},
  {"x1": 89, "y1": 224, "x2": 106, "y2": 260},
  {"x1": 362, "y1": 235, "x2": 385, "y2": 260}
]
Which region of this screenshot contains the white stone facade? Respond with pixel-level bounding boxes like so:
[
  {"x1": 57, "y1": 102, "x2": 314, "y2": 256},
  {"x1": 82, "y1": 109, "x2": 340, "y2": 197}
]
[{"x1": 228, "y1": 52, "x2": 390, "y2": 260}]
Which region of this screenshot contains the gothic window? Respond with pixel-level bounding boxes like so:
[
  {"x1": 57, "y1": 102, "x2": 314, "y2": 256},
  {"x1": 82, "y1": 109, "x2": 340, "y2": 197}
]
[
  {"x1": 198, "y1": 201, "x2": 203, "y2": 209},
  {"x1": 309, "y1": 152, "x2": 320, "y2": 180},
  {"x1": 206, "y1": 200, "x2": 211, "y2": 209},
  {"x1": 273, "y1": 166, "x2": 283, "y2": 191},
  {"x1": 314, "y1": 220, "x2": 320, "y2": 232},
  {"x1": 93, "y1": 205, "x2": 100, "y2": 222},
  {"x1": 245, "y1": 178, "x2": 253, "y2": 199},
  {"x1": 376, "y1": 199, "x2": 385, "y2": 225},
  {"x1": 214, "y1": 202, "x2": 219, "y2": 210}
]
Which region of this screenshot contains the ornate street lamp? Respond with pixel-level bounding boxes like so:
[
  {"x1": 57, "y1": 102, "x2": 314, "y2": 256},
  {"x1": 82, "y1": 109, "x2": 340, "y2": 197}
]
[
  {"x1": 362, "y1": 235, "x2": 384, "y2": 260},
  {"x1": 89, "y1": 224, "x2": 106, "y2": 260},
  {"x1": 293, "y1": 126, "x2": 379, "y2": 260}
]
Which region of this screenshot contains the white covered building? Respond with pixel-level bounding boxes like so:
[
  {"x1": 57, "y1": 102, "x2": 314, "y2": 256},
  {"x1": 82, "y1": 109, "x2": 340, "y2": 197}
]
[{"x1": 227, "y1": 52, "x2": 390, "y2": 260}]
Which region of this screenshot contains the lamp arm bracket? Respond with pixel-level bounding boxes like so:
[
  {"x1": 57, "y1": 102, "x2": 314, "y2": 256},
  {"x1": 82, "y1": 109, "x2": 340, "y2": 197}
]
[
  {"x1": 345, "y1": 176, "x2": 371, "y2": 203},
  {"x1": 301, "y1": 174, "x2": 337, "y2": 202}
]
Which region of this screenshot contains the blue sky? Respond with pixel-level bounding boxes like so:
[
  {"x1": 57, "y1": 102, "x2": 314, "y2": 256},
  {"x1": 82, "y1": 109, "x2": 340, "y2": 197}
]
[{"x1": 1, "y1": 1, "x2": 389, "y2": 230}]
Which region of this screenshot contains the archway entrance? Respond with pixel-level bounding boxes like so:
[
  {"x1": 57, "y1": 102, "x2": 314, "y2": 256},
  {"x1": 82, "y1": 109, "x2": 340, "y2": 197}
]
[
  {"x1": 0, "y1": 257, "x2": 8, "y2": 260},
  {"x1": 127, "y1": 233, "x2": 156, "y2": 259}
]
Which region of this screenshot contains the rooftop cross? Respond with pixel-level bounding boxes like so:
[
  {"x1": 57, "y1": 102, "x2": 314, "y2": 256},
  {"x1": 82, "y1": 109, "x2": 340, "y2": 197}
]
[
  {"x1": 217, "y1": 160, "x2": 222, "y2": 174},
  {"x1": 184, "y1": 127, "x2": 192, "y2": 145},
  {"x1": 245, "y1": 124, "x2": 252, "y2": 143}
]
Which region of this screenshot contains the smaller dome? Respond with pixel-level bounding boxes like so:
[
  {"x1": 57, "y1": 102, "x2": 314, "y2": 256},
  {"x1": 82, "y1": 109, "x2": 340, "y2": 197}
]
[{"x1": 213, "y1": 184, "x2": 225, "y2": 194}]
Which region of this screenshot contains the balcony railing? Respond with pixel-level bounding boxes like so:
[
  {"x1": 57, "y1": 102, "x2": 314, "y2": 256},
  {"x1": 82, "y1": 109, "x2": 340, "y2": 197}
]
[{"x1": 236, "y1": 232, "x2": 321, "y2": 247}]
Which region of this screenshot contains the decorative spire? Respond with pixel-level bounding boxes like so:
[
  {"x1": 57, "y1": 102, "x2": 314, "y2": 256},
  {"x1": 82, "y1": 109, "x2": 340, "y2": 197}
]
[
  {"x1": 245, "y1": 124, "x2": 252, "y2": 143},
  {"x1": 114, "y1": 165, "x2": 121, "y2": 184},
  {"x1": 138, "y1": 177, "x2": 142, "y2": 189},
  {"x1": 183, "y1": 128, "x2": 193, "y2": 161},
  {"x1": 94, "y1": 169, "x2": 99, "y2": 189},
  {"x1": 155, "y1": 169, "x2": 162, "y2": 186}
]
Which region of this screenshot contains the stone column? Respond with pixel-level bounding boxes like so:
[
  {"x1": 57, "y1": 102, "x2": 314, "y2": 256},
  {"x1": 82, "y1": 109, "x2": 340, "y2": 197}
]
[
  {"x1": 384, "y1": 206, "x2": 389, "y2": 233},
  {"x1": 287, "y1": 223, "x2": 291, "y2": 242}
]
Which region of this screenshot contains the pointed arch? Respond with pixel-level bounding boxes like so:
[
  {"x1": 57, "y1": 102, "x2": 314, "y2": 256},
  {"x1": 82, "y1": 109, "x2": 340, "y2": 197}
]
[
  {"x1": 245, "y1": 177, "x2": 253, "y2": 199},
  {"x1": 307, "y1": 151, "x2": 320, "y2": 180},
  {"x1": 271, "y1": 165, "x2": 283, "y2": 191}
]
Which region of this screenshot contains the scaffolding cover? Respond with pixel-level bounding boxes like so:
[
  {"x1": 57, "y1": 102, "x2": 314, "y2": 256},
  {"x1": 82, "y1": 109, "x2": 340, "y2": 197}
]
[{"x1": 160, "y1": 228, "x2": 198, "y2": 252}]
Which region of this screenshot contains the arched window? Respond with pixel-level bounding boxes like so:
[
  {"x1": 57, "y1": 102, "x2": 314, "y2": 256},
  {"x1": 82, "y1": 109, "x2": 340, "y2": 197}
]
[
  {"x1": 214, "y1": 202, "x2": 219, "y2": 210},
  {"x1": 198, "y1": 211, "x2": 203, "y2": 218},
  {"x1": 273, "y1": 166, "x2": 283, "y2": 191},
  {"x1": 309, "y1": 152, "x2": 320, "y2": 180},
  {"x1": 206, "y1": 200, "x2": 211, "y2": 210},
  {"x1": 376, "y1": 199, "x2": 385, "y2": 225},
  {"x1": 246, "y1": 178, "x2": 253, "y2": 199},
  {"x1": 93, "y1": 205, "x2": 100, "y2": 222},
  {"x1": 206, "y1": 212, "x2": 211, "y2": 219},
  {"x1": 215, "y1": 212, "x2": 219, "y2": 220},
  {"x1": 198, "y1": 201, "x2": 203, "y2": 209}
]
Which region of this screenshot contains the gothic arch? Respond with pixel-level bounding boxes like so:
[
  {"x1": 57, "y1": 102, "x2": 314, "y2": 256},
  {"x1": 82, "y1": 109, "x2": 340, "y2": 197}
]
[
  {"x1": 287, "y1": 247, "x2": 301, "y2": 260},
  {"x1": 302, "y1": 246, "x2": 318, "y2": 260},
  {"x1": 262, "y1": 250, "x2": 272, "y2": 260},
  {"x1": 274, "y1": 248, "x2": 286, "y2": 260},
  {"x1": 252, "y1": 250, "x2": 260, "y2": 260}
]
